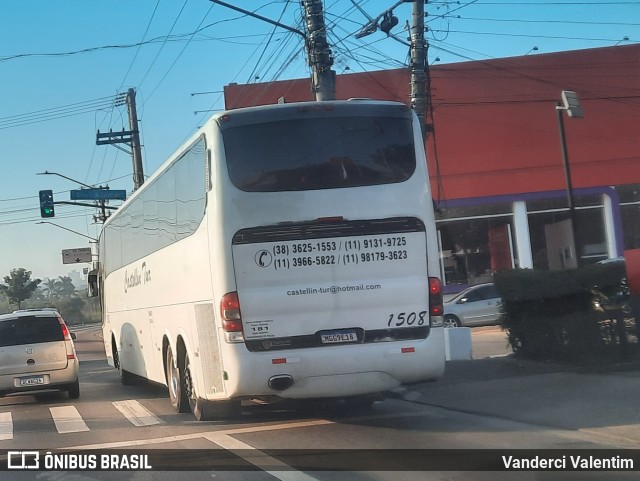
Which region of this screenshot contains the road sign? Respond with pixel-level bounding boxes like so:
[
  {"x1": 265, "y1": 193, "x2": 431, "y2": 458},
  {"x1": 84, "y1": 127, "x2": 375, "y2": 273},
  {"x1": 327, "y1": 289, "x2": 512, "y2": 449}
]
[
  {"x1": 62, "y1": 248, "x2": 92, "y2": 264},
  {"x1": 70, "y1": 189, "x2": 127, "y2": 201}
]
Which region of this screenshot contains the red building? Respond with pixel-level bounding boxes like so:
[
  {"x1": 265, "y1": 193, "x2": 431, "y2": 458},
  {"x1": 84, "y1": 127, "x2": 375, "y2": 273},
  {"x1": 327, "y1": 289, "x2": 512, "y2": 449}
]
[{"x1": 224, "y1": 45, "x2": 640, "y2": 291}]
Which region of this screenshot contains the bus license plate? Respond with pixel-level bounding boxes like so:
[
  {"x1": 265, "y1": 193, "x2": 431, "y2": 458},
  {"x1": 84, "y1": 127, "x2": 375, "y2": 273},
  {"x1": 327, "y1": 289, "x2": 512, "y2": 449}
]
[
  {"x1": 20, "y1": 376, "x2": 45, "y2": 386},
  {"x1": 320, "y1": 330, "x2": 357, "y2": 344}
]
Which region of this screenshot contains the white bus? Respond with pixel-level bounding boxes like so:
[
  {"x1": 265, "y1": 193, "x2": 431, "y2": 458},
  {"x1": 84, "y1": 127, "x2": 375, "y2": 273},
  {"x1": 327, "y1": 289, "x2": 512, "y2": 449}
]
[{"x1": 96, "y1": 100, "x2": 445, "y2": 420}]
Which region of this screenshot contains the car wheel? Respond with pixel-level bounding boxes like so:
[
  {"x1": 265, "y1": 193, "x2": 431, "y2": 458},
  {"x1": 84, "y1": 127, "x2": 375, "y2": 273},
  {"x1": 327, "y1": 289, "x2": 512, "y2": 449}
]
[
  {"x1": 444, "y1": 315, "x2": 461, "y2": 328},
  {"x1": 166, "y1": 348, "x2": 189, "y2": 413},
  {"x1": 67, "y1": 379, "x2": 80, "y2": 399}
]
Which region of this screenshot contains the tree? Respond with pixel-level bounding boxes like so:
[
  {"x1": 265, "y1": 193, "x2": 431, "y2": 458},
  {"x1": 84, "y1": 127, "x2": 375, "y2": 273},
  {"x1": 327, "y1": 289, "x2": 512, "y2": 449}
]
[
  {"x1": 0, "y1": 268, "x2": 41, "y2": 309},
  {"x1": 42, "y1": 278, "x2": 62, "y2": 302},
  {"x1": 56, "y1": 276, "x2": 76, "y2": 298}
]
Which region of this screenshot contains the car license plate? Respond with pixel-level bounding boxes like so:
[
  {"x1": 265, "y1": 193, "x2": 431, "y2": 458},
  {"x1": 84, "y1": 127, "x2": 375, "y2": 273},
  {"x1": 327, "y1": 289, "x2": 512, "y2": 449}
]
[
  {"x1": 320, "y1": 330, "x2": 358, "y2": 344},
  {"x1": 20, "y1": 376, "x2": 45, "y2": 386}
]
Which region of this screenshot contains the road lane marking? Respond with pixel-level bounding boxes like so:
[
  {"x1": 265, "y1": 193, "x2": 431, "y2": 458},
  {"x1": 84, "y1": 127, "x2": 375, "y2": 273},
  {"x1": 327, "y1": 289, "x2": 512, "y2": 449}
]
[
  {"x1": 0, "y1": 412, "x2": 12, "y2": 440},
  {"x1": 112, "y1": 400, "x2": 163, "y2": 427},
  {"x1": 50, "y1": 406, "x2": 89, "y2": 434},
  {"x1": 205, "y1": 432, "x2": 320, "y2": 481},
  {"x1": 66, "y1": 418, "x2": 335, "y2": 450}
]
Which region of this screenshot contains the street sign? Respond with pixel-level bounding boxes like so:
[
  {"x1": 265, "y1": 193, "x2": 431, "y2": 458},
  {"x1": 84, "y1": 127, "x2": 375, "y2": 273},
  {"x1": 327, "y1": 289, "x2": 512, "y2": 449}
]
[
  {"x1": 62, "y1": 248, "x2": 92, "y2": 264},
  {"x1": 70, "y1": 189, "x2": 127, "y2": 201}
]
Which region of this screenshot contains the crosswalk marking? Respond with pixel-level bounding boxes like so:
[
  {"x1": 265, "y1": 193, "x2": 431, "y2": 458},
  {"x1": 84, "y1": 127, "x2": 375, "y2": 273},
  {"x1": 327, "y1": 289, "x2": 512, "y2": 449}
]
[
  {"x1": 50, "y1": 406, "x2": 90, "y2": 434},
  {"x1": 112, "y1": 400, "x2": 163, "y2": 427},
  {"x1": 0, "y1": 412, "x2": 12, "y2": 440},
  {"x1": 0, "y1": 401, "x2": 164, "y2": 440}
]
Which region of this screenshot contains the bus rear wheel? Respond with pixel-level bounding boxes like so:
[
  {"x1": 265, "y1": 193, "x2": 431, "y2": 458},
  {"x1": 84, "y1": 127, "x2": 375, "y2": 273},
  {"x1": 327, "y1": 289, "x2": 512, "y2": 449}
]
[
  {"x1": 184, "y1": 355, "x2": 239, "y2": 421},
  {"x1": 166, "y1": 348, "x2": 189, "y2": 413}
]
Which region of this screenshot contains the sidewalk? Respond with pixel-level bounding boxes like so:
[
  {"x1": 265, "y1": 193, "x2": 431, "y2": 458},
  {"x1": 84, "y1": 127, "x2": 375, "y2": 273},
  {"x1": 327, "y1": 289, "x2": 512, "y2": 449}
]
[{"x1": 393, "y1": 329, "x2": 640, "y2": 447}]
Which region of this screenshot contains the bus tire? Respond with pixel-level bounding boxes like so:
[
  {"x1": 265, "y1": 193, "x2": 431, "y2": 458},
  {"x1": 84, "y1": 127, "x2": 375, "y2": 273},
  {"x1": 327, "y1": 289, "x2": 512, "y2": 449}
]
[
  {"x1": 166, "y1": 348, "x2": 189, "y2": 413},
  {"x1": 184, "y1": 354, "x2": 240, "y2": 421},
  {"x1": 113, "y1": 341, "x2": 135, "y2": 385}
]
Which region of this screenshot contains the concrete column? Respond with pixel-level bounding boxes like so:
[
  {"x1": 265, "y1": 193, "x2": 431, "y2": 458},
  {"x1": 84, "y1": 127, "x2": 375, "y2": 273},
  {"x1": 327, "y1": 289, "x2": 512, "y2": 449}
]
[
  {"x1": 603, "y1": 193, "x2": 619, "y2": 258},
  {"x1": 513, "y1": 201, "x2": 533, "y2": 268}
]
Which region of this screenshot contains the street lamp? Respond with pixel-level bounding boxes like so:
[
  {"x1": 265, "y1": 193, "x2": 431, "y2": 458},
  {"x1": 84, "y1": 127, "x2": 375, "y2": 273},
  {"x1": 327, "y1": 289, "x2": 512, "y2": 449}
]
[{"x1": 556, "y1": 90, "x2": 584, "y2": 268}]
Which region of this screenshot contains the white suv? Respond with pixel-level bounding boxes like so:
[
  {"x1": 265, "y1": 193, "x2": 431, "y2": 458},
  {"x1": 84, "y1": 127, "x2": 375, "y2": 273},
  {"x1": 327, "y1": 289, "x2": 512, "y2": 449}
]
[{"x1": 0, "y1": 309, "x2": 80, "y2": 399}]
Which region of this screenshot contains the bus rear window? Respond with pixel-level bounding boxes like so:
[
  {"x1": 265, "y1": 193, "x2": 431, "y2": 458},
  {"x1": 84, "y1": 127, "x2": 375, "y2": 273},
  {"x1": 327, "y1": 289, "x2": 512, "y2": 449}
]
[{"x1": 223, "y1": 116, "x2": 416, "y2": 192}]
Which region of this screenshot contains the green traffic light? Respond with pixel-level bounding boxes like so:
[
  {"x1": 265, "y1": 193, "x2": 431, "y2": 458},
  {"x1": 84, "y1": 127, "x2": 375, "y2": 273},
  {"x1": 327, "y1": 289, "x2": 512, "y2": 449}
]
[{"x1": 39, "y1": 189, "x2": 55, "y2": 218}]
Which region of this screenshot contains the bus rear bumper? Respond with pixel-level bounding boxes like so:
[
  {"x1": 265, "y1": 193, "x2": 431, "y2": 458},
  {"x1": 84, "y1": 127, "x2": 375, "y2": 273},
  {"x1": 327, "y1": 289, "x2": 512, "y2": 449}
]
[
  {"x1": 218, "y1": 329, "x2": 446, "y2": 400},
  {"x1": 269, "y1": 371, "x2": 400, "y2": 399}
]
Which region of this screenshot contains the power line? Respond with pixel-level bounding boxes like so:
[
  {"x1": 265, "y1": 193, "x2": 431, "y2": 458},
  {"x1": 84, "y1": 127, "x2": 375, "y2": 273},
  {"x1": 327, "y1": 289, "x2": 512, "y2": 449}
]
[
  {"x1": 445, "y1": 16, "x2": 640, "y2": 27},
  {"x1": 119, "y1": 0, "x2": 161, "y2": 90},
  {"x1": 144, "y1": 3, "x2": 215, "y2": 104},
  {"x1": 429, "y1": 28, "x2": 636, "y2": 42},
  {"x1": 136, "y1": 0, "x2": 189, "y2": 93}
]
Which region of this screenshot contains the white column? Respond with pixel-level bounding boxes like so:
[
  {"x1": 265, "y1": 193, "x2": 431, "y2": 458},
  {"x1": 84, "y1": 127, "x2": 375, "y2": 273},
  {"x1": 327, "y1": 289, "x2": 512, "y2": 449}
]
[
  {"x1": 603, "y1": 193, "x2": 619, "y2": 258},
  {"x1": 513, "y1": 201, "x2": 533, "y2": 268}
]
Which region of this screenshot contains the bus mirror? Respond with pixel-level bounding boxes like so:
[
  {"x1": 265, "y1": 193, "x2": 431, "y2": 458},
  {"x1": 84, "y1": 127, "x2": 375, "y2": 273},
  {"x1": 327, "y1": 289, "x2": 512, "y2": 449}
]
[{"x1": 87, "y1": 270, "x2": 99, "y2": 298}]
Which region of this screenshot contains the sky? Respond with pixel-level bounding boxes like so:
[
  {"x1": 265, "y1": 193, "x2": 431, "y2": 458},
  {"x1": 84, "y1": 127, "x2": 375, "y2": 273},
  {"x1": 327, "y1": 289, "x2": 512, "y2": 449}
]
[{"x1": 0, "y1": 0, "x2": 638, "y2": 283}]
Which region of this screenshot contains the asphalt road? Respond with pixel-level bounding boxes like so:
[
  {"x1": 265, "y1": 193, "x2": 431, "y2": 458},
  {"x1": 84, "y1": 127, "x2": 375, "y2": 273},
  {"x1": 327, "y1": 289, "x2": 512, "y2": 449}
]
[{"x1": 1, "y1": 325, "x2": 638, "y2": 481}]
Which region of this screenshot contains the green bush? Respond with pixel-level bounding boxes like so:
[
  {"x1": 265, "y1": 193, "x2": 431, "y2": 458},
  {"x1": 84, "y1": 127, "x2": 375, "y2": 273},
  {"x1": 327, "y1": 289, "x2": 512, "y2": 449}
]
[{"x1": 495, "y1": 262, "x2": 634, "y2": 364}]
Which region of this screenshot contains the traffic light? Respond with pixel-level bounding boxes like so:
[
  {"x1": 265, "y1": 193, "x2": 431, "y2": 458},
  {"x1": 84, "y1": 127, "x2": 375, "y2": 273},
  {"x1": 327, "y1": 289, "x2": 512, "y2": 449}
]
[{"x1": 39, "y1": 189, "x2": 55, "y2": 218}]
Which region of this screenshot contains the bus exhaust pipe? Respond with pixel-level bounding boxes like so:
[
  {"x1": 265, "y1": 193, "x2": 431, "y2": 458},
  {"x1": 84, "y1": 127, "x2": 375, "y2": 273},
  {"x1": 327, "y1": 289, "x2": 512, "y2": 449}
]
[{"x1": 268, "y1": 375, "x2": 294, "y2": 391}]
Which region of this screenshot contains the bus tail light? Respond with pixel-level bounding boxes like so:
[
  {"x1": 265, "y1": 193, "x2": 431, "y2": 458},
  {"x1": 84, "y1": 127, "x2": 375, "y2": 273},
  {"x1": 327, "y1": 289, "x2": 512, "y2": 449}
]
[
  {"x1": 221, "y1": 292, "x2": 244, "y2": 342},
  {"x1": 428, "y1": 277, "x2": 444, "y2": 327}
]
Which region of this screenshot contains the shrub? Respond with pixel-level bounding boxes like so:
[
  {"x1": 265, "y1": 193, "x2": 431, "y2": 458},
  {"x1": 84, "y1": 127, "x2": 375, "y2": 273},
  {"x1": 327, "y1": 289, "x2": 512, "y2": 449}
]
[{"x1": 495, "y1": 262, "x2": 634, "y2": 363}]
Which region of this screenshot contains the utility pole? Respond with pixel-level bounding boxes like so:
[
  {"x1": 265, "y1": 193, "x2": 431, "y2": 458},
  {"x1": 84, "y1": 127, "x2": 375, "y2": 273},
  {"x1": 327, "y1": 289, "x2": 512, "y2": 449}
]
[
  {"x1": 409, "y1": 0, "x2": 428, "y2": 138},
  {"x1": 556, "y1": 90, "x2": 585, "y2": 268},
  {"x1": 96, "y1": 88, "x2": 145, "y2": 191},
  {"x1": 210, "y1": 0, "x2": 335, "y2": 102},
  {"x1": 353, "y1": 0, "x2": 430, "y2": 138},
  {"x1": 301, "y1": 0, "x2": 336, "y2": 101},
  {"x1": 127, "y1": 88, "x2": 145, "y2": 190}
]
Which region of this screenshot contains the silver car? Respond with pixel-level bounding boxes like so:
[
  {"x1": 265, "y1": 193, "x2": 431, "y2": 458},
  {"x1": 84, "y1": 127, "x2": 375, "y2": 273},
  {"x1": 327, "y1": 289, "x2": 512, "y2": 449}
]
[
  {"x1": 443, "y1": 283, "x2": 502, "y2": 328},
  {"x1": 0, "y1": 309, "x2": 79, "y2": 398}
]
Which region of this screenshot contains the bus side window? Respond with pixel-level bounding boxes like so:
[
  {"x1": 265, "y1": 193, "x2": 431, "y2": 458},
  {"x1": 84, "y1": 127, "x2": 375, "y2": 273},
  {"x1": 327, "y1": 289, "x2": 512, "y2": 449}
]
[{"x1": 206, "y1": 149, "x2": 213, "y2": 193}]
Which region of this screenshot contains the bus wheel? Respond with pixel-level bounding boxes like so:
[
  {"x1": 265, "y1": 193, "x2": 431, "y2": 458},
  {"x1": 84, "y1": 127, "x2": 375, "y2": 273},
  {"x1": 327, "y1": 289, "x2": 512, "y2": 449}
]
[
  {"x1": 113, "y1": 341, "x2": 134, "y2": 385},
  {"x1": 166, "y1": 348, "x2": 189, "y2": 413},
  {"x1": 184, "y1": 354, "x2": 239, "y2": 421}
]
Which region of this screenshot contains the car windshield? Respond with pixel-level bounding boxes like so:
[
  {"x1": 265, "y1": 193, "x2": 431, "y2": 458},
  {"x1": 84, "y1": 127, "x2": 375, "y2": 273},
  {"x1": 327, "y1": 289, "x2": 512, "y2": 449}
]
[{"x1": 0, "y1": 316, "x2": 63, "y2": 347}]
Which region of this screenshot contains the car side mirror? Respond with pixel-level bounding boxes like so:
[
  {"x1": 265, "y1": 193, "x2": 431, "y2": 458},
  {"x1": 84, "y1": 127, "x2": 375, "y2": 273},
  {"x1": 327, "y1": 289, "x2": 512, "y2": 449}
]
[
  {"x1": 457, "y1": 297, "x2": 468, "y2": 304},
  {"x1": 71, "y1": 332, "x2": 77, "y2": 340}
]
